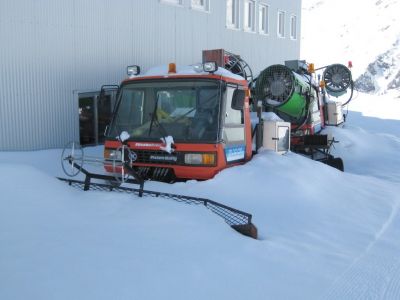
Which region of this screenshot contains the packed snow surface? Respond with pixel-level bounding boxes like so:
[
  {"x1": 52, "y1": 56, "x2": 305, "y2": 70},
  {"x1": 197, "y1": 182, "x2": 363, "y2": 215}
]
[
  {"x1": 1, "y1": 92, "x2": 400, "y2": 299},
  {"x1": 2, "y1": 0, "x2": 400, "y2": 299}
]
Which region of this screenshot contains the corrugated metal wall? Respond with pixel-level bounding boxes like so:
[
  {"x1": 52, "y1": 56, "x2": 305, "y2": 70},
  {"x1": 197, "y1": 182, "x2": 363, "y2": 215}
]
[{"x1": 0, "y1": 0, "x2": 301, "y2": 150}]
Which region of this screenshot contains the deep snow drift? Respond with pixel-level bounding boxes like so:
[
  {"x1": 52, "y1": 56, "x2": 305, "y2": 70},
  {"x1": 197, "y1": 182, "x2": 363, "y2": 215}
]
[{"x1": 1, "y1": 91, "x2": 400, "y2": 299}]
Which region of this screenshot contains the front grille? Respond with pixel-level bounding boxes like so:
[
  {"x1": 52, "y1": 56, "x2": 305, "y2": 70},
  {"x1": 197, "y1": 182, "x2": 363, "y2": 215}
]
[
  {"x1": 135, "y1": 166, "x2": 176, "y2": 182},
  {"x1": 132, "y1": 150, "x2": 181, "y2": 165}
]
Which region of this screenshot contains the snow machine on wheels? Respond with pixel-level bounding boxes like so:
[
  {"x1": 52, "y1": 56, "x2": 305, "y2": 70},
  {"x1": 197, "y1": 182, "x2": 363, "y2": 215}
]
[
  {"x1": 59, "y1": 132, "x2": 258, "y2": 239},
  {"x1": 58, "y1": 48, "x2": 356, "y2": 240},
  {"x1": 254, "y1": 60, "x2": 354, "y2": 171}
]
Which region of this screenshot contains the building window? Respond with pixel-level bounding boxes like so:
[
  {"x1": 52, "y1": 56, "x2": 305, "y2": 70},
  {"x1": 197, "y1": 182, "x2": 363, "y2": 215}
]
[
  {"x1": 290, "y1": 15, "x2": 297, "y2": 39},
  {"x1": 226, "y1": 0, "x2": 240, "y2": 29},
  {"x1": 259, "y1": 4, "x2": 269, "y2": 34},
  {"x1": 243, "y1": 0, "x2": 255, "y2": 32},
  {"x1": 277, "y1": 10, "x2": 285, "y2": 38},
  {"x1": 160, "y1": 0, "x2": 183, "y2": 6},
  {"x1": 191, "y1": 0, "x2": 210, "y2": 11}
]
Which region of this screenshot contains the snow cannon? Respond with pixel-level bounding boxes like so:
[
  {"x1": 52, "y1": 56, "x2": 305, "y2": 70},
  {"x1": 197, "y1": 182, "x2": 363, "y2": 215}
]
[
  {"x1": 322, "y1": 64, "x2": 352, "y2": 97},
  {"x1": 255, "y1": 64, "x2": 312, "y2": 121}
]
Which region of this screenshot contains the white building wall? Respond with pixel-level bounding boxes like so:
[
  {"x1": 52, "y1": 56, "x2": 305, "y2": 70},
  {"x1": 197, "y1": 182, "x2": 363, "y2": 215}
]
[{"x1": 0, "y1": 0, "x2": 301, "y2": 150}]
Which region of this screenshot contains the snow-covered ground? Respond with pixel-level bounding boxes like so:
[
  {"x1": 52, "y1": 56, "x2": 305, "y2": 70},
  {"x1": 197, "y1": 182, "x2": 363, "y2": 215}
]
[
  {"x1": 1, "y1": 93, "x2": 400, "y2": 299},
  {"x1": 2, "y1": 1, "x2": 400, "y2": 299}
]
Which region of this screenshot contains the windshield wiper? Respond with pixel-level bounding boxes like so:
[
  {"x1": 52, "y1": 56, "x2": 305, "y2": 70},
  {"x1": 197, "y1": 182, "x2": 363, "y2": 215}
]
[{"x1": 171, "y1": 107, "x2": 196, "y2": 123}]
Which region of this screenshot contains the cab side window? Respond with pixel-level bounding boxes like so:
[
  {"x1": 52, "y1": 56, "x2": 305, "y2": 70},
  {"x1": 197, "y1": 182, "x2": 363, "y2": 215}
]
[{"x1": 223, "y1": 86, "x2": 245, "y2": 144}]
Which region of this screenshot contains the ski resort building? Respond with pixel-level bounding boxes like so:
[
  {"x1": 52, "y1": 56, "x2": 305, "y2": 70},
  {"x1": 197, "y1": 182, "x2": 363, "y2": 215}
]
[{"x1": 0, "y1": 0, "x2": 301, "y2": 150}]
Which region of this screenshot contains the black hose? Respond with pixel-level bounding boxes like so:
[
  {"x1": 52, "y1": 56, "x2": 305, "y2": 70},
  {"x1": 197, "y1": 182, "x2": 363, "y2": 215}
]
[{"x1": 341, "y1": 80, "x2": 354, "y2": 107}]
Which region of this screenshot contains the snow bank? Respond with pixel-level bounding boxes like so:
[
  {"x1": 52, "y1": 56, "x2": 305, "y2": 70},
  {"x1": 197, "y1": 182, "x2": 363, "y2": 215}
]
[
  {"x1": 1, "y1": 92, "x2": 399, "y2": 298},
  {"x1": 0, "y1": 164, "x2": 250, "y2": 300}
]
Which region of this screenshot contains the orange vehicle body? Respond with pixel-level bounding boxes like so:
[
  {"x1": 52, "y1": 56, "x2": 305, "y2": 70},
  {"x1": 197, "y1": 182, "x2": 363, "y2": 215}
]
[{"x1": 104, "y1": 71, "x2": 252, "y2": 181}]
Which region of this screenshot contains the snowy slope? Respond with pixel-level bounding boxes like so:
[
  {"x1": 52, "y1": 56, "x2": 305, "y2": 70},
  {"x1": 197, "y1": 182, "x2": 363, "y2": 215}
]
[
  {"x1": 1, "y1": 1, "x2": 400, "y2": 299},
  {"x1": 355, "y1": 39, "x2": 400, "y2": 93},
  {"x1": 301, "y1": 0, "x2": 400, "y2": 94}
]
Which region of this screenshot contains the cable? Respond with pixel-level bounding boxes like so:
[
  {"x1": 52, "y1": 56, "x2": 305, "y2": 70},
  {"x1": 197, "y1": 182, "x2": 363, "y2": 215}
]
[{"x1": 341, "y1": 80, "x2": 354, "y2": 107}]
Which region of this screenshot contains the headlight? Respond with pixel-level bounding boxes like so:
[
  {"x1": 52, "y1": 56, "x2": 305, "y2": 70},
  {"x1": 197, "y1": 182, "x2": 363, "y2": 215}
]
[
  {"x1": 104, "y1": 148, "x2": 122, "y2": 161},
  {"x1": 203, "y1": 62, "x2": 218, "y2": 73},
  {"x1": 127, "y1": 65, "x2": 141, "y2": 76},
  {"x1": 184, "y1": 153, "x2": 216, "y2": 166}
]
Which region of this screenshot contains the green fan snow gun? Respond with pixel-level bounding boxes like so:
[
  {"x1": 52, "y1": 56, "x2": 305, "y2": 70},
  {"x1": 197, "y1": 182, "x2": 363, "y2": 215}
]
[
  {"x1": 255, "y1": 63, "x2": 312, "y2": 121},
  {"x1": 322, "y1": 63, "x2": 353, "y2": 98},
  {"x1": 252, "y1": 60, "x2": 352, "y2": 172},
  {"x1": 254, "y1": 61, "x2": 353, "y2": 124}
]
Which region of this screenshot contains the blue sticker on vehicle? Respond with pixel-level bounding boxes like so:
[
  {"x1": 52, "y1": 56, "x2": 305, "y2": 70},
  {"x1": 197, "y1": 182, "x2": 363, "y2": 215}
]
[{"x1": 225, "y1": 145, "x2": 246, "y2": 163}]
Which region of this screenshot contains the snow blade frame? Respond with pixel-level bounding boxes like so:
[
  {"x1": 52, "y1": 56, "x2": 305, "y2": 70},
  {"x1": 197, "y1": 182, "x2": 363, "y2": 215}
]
[{"x1": 57, "y1": 176, "x2": 257, "y2": 239}]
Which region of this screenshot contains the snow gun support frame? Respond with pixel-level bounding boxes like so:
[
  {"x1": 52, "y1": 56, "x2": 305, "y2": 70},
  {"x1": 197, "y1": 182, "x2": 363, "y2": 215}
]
[
  {"x1": 59, "y1": 141, "x2": 257, "y2": 239},
  {"x1": 291, "y1": 134, "x2": 344, "y2": 171}
]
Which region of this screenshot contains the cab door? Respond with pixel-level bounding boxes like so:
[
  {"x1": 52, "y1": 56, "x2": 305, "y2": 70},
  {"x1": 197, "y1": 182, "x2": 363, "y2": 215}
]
[
  {"x1": 78, "y1": 87, "x2": 117, "y2": 145},
  {"x1": 222, "y1": 85, "x2": 246, "y2": 164}
]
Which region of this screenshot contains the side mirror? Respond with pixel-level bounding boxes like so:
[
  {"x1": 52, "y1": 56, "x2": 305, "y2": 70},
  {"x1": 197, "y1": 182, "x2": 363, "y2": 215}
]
[
  {"x1": 99, "y1": 89, "x2": 106, "y2": 104},
  {"x1": 232, "y1": 89, "x2": 245, "y2": 110}
]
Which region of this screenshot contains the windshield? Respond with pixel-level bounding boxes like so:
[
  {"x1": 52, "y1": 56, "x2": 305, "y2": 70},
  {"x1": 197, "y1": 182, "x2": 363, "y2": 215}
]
[{"x1": 108, "y1": 80, "x2": 223, "y2": 142}]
